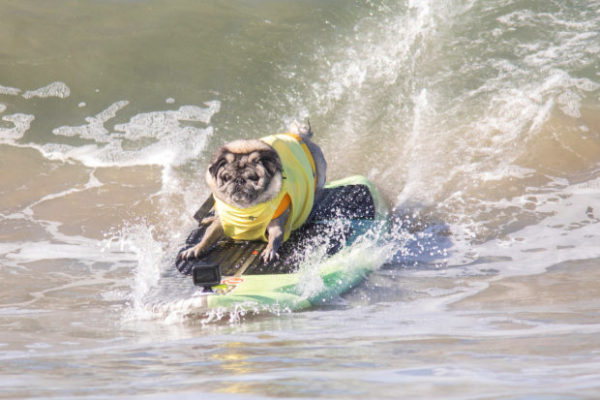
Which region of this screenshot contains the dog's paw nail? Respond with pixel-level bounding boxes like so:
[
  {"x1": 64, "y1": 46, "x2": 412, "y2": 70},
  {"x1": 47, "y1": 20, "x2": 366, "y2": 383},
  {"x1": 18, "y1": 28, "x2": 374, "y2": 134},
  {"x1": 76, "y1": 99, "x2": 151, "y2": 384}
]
[
  {"x1": 179, "y1": 249, "x2": 195, "y2": 260},
  {"x1": 260, "y1": 247, "x2": 279, "y2": 263}
]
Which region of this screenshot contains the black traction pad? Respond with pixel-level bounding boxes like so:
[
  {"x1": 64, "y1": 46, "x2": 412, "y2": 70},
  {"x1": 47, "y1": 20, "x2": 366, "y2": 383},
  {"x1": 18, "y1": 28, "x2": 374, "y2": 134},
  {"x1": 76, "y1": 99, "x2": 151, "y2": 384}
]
[{"x1": 175, "y1": 184, "x2": 376, "y2": 276}]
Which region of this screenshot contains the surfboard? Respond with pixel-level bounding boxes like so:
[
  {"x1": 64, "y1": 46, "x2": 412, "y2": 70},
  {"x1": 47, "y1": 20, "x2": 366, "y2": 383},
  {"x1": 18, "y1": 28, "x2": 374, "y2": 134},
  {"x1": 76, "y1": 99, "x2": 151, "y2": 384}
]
[{"x1": 171, "y1": 175, "x2": 389, "y2": 315}]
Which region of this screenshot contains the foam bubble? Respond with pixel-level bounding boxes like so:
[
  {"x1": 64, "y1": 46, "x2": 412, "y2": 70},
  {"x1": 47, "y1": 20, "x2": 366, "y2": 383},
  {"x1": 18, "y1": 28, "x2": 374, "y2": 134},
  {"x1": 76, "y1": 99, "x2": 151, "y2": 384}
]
[
  {"x1": 0, "y1": 84, "x2": 21, "y2": 96},
  {"x1": 0, "y1": 104, "x2": 6, "y2": 113},
  {"x1": 22, "y1": 81, "x2": 70, "y2": 99},
  {"x1": 0, "y1": 113, "x2": 35, "y2": 143}
]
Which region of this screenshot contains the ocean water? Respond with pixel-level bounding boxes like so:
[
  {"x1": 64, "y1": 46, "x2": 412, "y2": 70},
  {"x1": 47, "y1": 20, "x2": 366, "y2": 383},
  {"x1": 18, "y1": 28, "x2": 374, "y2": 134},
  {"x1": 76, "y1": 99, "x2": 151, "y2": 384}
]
[{"x1": 1, "y1": 0, "x2": 600, "y2": 398}]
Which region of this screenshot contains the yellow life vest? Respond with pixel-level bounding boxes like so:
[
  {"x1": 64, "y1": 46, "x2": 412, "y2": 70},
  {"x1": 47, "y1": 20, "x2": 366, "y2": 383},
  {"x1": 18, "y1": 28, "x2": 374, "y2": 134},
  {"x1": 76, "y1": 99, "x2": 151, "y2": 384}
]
[{"x1": 214, "y1": 133, "x2": 316, "y2": 242}]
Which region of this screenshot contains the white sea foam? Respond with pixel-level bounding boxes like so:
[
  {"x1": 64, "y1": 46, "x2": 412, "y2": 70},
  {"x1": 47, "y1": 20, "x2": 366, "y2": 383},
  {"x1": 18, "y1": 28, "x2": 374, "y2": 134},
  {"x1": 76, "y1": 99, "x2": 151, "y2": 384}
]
[
  {"x1": 479, "y1": 165, "x2": 536, "y2": 182},
  {"x1": 53, "y1": 100, "x2": 130, "y2": 142},
  {"x1": 46, "y1": 100, "x2": 220, "y2": 170},
  {"x1": 22, "y1": 81, "x2": 70, "y2": 99},
  {"x1": 0, "y1": 243, "x2": 24, "y2": 259},
  {"x1": 0, "y1": 84, "x2": 21, "y2": 96},
  {"x1": 4, "y1": 239, "x2": 130, "y2": 264},
  {"x1": 0, "y1": 113, "x2": 35, "y2": 143}
]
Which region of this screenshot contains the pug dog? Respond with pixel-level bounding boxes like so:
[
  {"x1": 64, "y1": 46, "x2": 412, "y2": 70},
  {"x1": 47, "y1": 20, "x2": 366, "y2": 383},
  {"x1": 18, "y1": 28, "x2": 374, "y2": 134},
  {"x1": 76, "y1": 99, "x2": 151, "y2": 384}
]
[{"x1": 178, "y1": 120, "x2": 327, "y2": 263}]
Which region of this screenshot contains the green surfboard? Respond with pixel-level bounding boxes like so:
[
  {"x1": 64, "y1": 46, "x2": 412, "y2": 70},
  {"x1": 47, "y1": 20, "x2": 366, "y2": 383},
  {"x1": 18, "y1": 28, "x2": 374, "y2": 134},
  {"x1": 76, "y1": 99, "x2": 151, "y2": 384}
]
[{"x1": 165, "y1": 175, "x2": 389, "y2": 317}]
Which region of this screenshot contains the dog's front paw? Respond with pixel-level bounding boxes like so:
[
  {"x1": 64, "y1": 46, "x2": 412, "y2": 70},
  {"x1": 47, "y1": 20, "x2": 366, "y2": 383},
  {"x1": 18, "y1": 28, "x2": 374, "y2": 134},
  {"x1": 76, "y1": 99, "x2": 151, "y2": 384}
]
[
  {"x1": 178, "y1": 245, "x2": 203, "y2": 261},
  {"x1": 260, "y1": 245, "x2": 280, "y2": 264},
  {"x1": 200, "y1": 216, "x2": 217, "y2": 226}
]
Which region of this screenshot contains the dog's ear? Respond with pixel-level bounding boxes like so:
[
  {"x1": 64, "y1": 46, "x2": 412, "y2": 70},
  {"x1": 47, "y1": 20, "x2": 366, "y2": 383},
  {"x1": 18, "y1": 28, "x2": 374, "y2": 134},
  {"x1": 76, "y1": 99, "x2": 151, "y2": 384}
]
[
  {"x1": 257, "y1": 150, "x2": 282, "y2": 177},
  {"x1": 208, "y1": 149, "x2": 233, "y2": 178}
]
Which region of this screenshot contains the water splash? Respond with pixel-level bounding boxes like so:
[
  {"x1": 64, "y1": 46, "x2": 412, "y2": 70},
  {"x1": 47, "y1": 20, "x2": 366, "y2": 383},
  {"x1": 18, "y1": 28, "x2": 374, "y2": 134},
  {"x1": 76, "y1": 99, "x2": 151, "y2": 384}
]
[{"x1": 104, "y1": 222, "x2": 165, "y2": 321}]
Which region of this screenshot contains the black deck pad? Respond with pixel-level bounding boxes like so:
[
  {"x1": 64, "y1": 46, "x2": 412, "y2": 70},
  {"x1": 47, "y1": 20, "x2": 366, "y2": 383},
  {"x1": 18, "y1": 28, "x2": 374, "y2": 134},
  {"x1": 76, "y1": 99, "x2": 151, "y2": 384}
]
[{"x1": 175, "y1": 184, "x2": 376, "y2": 276}]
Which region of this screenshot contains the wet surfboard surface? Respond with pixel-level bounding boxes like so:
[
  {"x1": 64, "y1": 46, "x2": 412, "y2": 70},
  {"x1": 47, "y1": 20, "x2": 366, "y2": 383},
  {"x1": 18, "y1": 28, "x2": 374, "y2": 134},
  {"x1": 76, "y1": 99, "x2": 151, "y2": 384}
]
[{"x1": 151, "y1": 175, "x2": 389, "y2": 317}]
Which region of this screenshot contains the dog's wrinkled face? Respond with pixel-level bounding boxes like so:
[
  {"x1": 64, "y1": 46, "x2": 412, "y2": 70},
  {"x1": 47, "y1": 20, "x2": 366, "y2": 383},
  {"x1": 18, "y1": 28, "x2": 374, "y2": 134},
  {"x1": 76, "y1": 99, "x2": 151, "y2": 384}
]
[{"x1": 206, "y1": 139, "x2": 283, "y2": 208}]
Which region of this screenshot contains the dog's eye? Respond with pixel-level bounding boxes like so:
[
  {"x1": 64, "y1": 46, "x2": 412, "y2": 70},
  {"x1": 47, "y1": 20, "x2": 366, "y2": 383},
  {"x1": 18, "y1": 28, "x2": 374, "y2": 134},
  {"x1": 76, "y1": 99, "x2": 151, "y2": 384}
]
[
  {"x1": 248, "y1": 174, "x2": 259, "y2": 182},
  {"x1": 221, "y1": 174, "x2": 231, "y2": 182}
]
